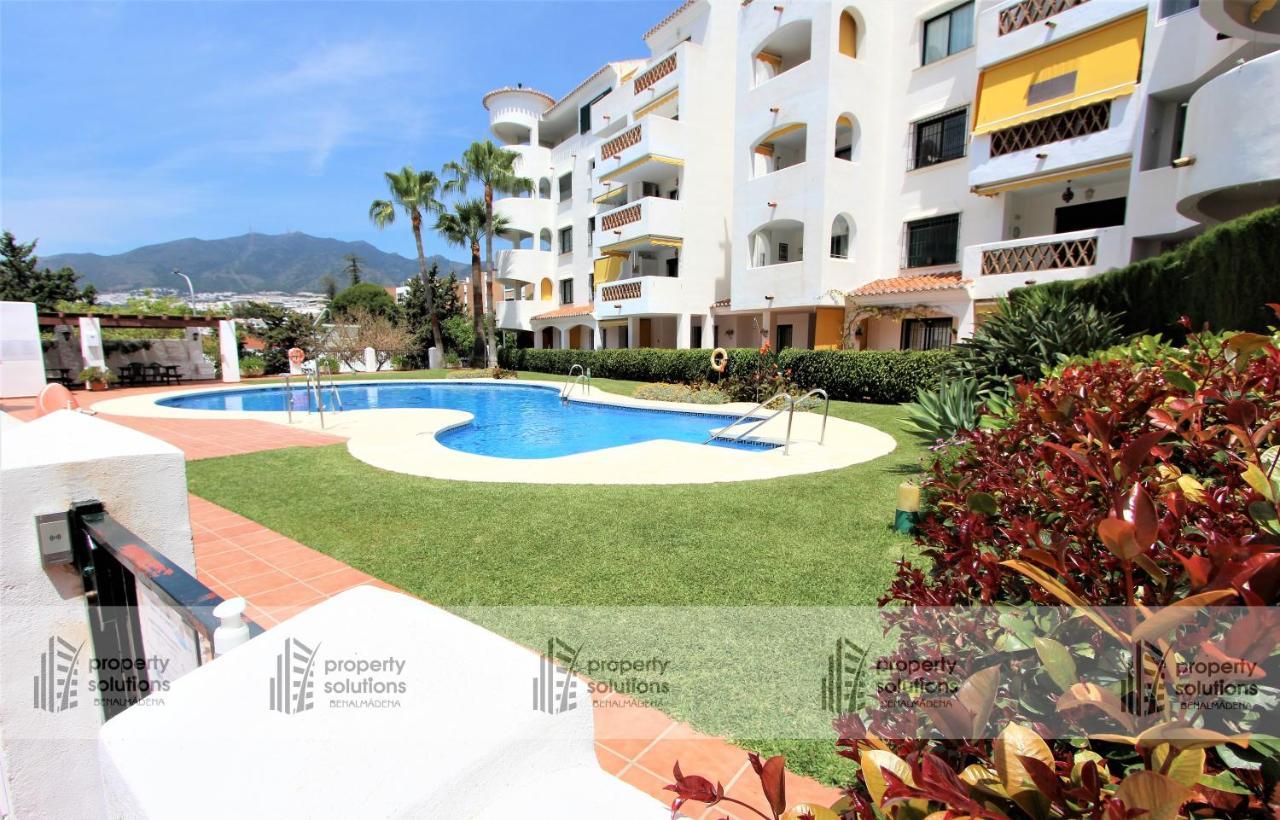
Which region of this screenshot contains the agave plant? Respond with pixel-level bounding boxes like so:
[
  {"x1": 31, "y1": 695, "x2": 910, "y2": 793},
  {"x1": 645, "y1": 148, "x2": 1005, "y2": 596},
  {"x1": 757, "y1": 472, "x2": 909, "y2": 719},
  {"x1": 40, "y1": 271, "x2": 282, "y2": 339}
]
[{"x1": 902, "y1": 378, "x2": 1011, "y2": 442}]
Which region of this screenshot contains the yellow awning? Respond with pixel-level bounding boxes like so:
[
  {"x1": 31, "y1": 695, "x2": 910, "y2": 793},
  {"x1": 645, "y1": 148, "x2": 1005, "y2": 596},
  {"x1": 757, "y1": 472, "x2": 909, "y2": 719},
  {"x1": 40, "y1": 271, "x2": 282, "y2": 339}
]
[
  {"x1": 592, "y1": 255, "x2": 625, "y2": 285},
  {"x1": 593, "y1": 185, "x2": 627, "y2": 205},
  {"x1": 973, "y1": 12, "x2": 1146, "y2": 136},
  {"x1": 600, "y1": 234, "x2": 682, "y2": 254},
  {"x1": 971, "y1": 157, "x2": 1131, "y2": 196},
  {"x1": 599, "y1": 153, "x2": 683, "y2": 183},
  {"x1": 634, "y1": 88, "x2": 677, "y2": 119}
]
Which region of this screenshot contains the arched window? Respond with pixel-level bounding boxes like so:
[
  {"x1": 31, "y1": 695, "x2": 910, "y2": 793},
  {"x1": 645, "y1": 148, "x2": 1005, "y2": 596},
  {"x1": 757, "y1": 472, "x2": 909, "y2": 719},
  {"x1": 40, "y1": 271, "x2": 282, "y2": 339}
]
[
  {"x1": 539, "y1": 277, "x2": 553, "y2": 301},
  {"x1": 830, "y1": 215, "x2": 854, "y2": 259},
  {"x1": 839, "y1": 10, "x2": 858, "y2": 58},
  {"x1": 538, "y1": 228, "x2": 552, "y2": 252},
  {"x1": 748, "y1": 219, "x2": 805, "y2": 267},
  {"x1": 752, "y1": 20, "x2": 812, "y2": 87},
  {"x1": 538, "y1": 177, "x2": 551, "y2": 199},
  {"x1": 751, "y1": 124, "x2": 808, "y2": 178},
  {"x1": 834, "y1": 114, "x2": 859, "y2": 161}
]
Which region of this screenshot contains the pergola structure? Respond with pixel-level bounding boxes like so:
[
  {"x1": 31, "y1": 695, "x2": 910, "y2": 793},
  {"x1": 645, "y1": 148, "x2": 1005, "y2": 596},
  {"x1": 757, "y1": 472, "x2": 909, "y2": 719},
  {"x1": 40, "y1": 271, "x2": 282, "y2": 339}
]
[{"x1": 37, "y1": 310, "x2": 223, "y2": 330}]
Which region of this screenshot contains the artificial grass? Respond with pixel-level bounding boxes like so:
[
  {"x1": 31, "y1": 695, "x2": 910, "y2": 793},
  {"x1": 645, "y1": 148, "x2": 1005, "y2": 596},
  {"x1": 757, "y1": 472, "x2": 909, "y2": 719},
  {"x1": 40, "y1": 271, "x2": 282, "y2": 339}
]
[{"x1": 185, "y1": 372, "x2": 926, "y2": 785}]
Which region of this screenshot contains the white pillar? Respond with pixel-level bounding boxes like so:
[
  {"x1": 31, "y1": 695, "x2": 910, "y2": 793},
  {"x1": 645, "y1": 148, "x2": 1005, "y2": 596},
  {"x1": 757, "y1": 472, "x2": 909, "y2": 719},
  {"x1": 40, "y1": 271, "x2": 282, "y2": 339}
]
[
  {"x1": 675, "y1": 314, "x2": 691, "y2": 349},
  {"x1": 627, "y1": 317, "x2": 640, "y2": 349},
  {"x1": 78, "y1": 316, "x2": 105, "y2": 370},
  {"x1": 0, "y1": 301, "x2": 46, "y2": 398},
  {"x1": 592, "y1": 324, "x2": 603, "y2": 350},
  {"x1": 218, "y1": 320, "x2": 240, "y2": 383},
  {"x1": 533, "y1": 326, "x2": 544, "y2": 349},
  {"x1": 558, "y1": 327, "x2": 571, "y2": 350},
  {"x1": 703, "y1": 313, "x2": 715, "y2": 349},
  {"x1": 0, "y1": 411, "x2": 196, "y2": 820},
  {"x1": 954, "y1": 299, "x2": 977, "y2": 342},
  {"x1": 363, "y1": 346, "x2": 378, "y2": 372}
]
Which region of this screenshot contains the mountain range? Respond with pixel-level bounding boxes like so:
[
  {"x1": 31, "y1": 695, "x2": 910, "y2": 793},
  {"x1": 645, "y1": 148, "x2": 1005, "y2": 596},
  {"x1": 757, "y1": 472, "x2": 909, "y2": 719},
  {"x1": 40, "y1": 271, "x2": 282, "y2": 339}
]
[{"x1": 38, "y1": 232, "x2": 470, "y2": 294}]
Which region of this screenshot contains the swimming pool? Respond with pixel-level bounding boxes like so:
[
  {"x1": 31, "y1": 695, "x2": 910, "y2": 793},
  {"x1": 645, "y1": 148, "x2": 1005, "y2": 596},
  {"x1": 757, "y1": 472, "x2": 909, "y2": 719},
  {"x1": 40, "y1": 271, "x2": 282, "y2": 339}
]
[{"x1": 158, "y1": 382, "x2": 773, "y2": 459}]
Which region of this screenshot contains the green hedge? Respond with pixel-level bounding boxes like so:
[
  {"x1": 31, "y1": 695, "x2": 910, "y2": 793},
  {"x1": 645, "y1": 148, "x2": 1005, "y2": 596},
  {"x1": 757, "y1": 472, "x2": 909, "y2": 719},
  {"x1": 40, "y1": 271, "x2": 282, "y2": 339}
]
[
  {"x1": 498, "y1": 347, "x2": 952, "y2": 403},
  {"x1": 1028, "y1": 205, "x2": 1280, "y2": 339}
]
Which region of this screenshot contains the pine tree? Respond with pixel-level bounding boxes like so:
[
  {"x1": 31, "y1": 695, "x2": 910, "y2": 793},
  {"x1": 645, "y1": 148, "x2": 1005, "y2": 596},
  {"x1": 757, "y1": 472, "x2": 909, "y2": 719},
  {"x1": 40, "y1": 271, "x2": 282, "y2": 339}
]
[{"x1": 0, "y1": 231, "x2": 95, "y2": 309}]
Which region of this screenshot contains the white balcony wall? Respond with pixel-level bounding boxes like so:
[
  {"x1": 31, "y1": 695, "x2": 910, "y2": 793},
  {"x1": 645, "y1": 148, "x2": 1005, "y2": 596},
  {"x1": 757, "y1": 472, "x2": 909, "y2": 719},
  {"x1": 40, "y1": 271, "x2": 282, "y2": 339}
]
[
  {"x1": 496, "y1": 249, "x2": 555, "y2": 287},
  {"x1": 597, "y1": 116, "x2": 685, "y2": 170},
  {"x1": 737, "y1": 260, "x2": 805, "y2": 308},
  {"x1": 496, "y1": 299, "x2": 552, "y2": 331},
  {"x1": 593, "y1": 275, "x2": 685, "y2": 319},
  {"x1": 975, "y1": 0, "x2": 1147, "y2": 69},
  {"x1": 509, "y1": 144, "x2": 552, "y2": 186},
  {"x1": 1127, "y1": 165, "x2": 1198, "y2": 239},
  {"x1": 967, "y1": 225, "x2": 1127, "y2": 300},
  {"x1": 493, "y1": 196, "x2": 554, "y2": 237},
  {"x1": 1176, "y1": 50, "x2": 1280, "y2": 223},
  {"x1": 968, "y1": 95, "x2": 1139, "y2": 190},
  {"x1": 595, "y1": 196, "x2": 684, "y2": 248}
]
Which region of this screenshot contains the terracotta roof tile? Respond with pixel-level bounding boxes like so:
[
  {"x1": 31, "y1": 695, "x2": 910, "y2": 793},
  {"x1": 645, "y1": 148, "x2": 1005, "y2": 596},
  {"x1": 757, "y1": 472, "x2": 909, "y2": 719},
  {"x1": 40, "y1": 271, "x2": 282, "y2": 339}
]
[
  {"x1": 852, "y1": 271, "x2": 969, "y2": 297},
  {"x1": 711, "y1": 298, "x2": 731, "y2": 308},
  {"x1": 532, "y1": 303, "x2": 595, "y2": 321},
  {"x1": 644, "y1": 0, "x2": 699, "y2": 40}
]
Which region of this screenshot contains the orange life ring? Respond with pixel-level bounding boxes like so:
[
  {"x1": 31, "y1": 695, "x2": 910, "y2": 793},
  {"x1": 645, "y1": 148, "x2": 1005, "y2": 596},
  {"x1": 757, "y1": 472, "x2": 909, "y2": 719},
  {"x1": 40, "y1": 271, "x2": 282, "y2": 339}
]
[
  {"x1": 710, "y1": 347, "x2": 729, "y2": 373},
  {"x1": 287, "y1": 347, "x2": 306, "y2": 366}
]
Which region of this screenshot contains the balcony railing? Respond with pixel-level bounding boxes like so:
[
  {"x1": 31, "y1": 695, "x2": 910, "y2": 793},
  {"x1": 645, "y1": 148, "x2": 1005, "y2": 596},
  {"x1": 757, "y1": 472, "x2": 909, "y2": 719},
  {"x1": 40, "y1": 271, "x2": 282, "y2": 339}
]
[
  {"x1": 601, "y1": 124, "x2": 642, "y2": 161},
  {"x1": 634, "y1": 53, "x2": 677, "y2": 94},
  {"x1": 600, "y1": 203, "x2": 641, "y2": 232},
  {"x1": 601, "y1": 280, "x2": 642, "y2": 301},
  {"x1": 989, "y1": 101, "x2": 1111, "y2": 157},
  {"x1": 998, "y1": 0, "x2": 1091, "y2": 35},
  {"x1": 981, "y1": 236, "x2": 1097, "y2": 274}
]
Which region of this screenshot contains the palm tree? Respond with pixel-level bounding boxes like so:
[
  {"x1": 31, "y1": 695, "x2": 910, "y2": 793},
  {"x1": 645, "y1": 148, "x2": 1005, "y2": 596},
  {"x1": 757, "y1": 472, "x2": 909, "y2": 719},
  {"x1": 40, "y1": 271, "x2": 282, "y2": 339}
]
[
  {"x1": 443, "y1": 141, "x2": 533, "y2": 365},
  {"x1": 435, "y1": 200, "x2": 510, "y2": 365},
  {"x1": 369, "y1": 166, "x2": 445, "y2": 353}
]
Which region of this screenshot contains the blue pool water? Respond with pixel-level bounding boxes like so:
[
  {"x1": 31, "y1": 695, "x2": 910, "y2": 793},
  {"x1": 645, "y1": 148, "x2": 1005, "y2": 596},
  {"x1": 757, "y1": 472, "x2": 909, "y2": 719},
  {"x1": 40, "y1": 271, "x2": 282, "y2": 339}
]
[{"x1": 158, "y1": 382, "x2": 774, "y2": 459}]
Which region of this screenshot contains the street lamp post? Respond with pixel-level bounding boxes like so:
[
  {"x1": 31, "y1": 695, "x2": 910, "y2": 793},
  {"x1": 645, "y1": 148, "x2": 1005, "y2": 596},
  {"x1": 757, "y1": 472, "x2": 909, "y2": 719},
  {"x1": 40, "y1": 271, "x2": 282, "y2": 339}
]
[{"x1": 172, "y1": 269, "x2": 196, "y2": 315}]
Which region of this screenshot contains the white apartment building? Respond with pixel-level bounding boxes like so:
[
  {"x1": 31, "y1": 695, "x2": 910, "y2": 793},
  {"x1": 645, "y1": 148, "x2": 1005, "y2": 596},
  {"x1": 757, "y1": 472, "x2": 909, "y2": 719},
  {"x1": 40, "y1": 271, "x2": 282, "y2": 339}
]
[{"x1": 486, "y1": 0, "x2": 1280, "y2": 352}]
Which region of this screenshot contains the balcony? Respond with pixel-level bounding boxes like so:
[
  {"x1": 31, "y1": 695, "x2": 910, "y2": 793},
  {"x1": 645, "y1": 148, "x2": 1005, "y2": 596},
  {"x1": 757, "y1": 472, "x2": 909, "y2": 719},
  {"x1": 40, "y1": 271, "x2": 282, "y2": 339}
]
[
  {"x1": 493, "y1": 196, "x2": 554, "y2": 234},
  {"x1": 593, "y1": 275, "x2": 684, "y2": 319},
  {"x1": 1200, "y1": 0, "x2": 1280, "y2": 44},
  {"x1": 975, "y1": 0, "x2": 1145, "y2": 68},
  {"x1": 495, "y1": 249, "x2": 554, "y2": 287},
  {"x1": 1176, "y1": 50, "x2": 1280, "y2": 223},
  {"x1": 631, "y1": 49, "x2": 681, "y2": 102},
  {"x1": 495, "y1": 299, "x2": 553, "y2": 331},
  {"x1": 507, "y1": 144, "x2": 551, "y2": 182},
  {"x1": 965, "y1": 226, "x2": 1127, "y2": 300},
  {"x1": 594, "y1": 196, "x2": 683, "y2": 251},
  {"x1": 595, "y1": 117, "x2": 684, "y2": 187}
]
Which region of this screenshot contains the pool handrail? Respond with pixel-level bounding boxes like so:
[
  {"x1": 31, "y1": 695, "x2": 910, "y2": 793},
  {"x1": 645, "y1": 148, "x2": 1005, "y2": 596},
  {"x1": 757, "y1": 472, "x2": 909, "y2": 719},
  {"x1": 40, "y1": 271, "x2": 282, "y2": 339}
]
[
  {"x1": 705, "y1": 391, "x2": 793, "y2": 447},
  {"x1": 791, "y1": 388, "x2": 831, "y2": 446},
  {"x1": 560, "y1": 365, "x2": 591, "y2": 401}
]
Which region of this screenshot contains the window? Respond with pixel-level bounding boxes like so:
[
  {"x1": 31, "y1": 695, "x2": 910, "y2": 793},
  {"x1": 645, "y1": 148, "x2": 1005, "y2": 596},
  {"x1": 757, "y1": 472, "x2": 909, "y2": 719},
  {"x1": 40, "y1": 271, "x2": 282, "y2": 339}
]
[
  {"x1": 558, "y1": 173, "x2": 572, "y2": 201},
  {"x1": 1158, "y1": 0, "x2": 1198, "y2": 18},
  {"x1": 560, "y1": 278, "x2": 574, "y2": 305},
  {"x1": 912, "y1": 108, "x2": 967, "y2": 169},
  {"x1": 559, "y1": 226, "x2": 573, "y2": 254},
  {"x1": 1170, "y1": 101, "x2": 1189, "y2": 163},
  {"x1": 778, "y1": 242, "x2": 790, "y2": 263},
  {"x1": 580, "y1": 88, "x2": 611, "y2": 134},
  {"x1": 922, "y1": 2, "x2": 974, "y2": 65},
  {"x1": 588, "y1": 272, "x2": 595, "y2": 294},
  {"x1": 642, "y1": 181, "x2": 660, "y2": 198},
  {"x1": 830, "y1": 232, "x2": 849, "y2": 259},
  {"x1": 901, "y1": 318, "x2": 952, "y2": 350},
  {"x1": 904, "y1": 214, "x2": 960, "y2": 268},
  {"x1": 587, "y1": 216, "x2": 595, "y2": 248}
]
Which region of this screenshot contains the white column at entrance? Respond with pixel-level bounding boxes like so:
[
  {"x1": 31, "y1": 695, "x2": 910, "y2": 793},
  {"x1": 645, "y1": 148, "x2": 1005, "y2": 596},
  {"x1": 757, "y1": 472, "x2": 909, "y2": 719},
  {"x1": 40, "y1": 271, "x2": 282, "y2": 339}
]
[
  {"x1": 675, "y1": 314, "x2": 691, "y2": 349},
  {"x1": 78, "y1": 316, "x2": 105, "y2": 370},
  {"x1": 592, "y1": 324, "x2": 603, "y2": 350},
  {"x1": 218, "y1": 319, "x2": 240, "y2": 383},
  {"x1": 954, "y1": 300, "x2": 977, "y2": 342},
  {"x1": 627, "y1": 317, "x2": 640, "y2": 349},
  {"x1": 533, "y1": 326, "x2": 544, "y2": 349},
  {"x1": 559, "y1": 326, "x2": 571, "y2": 350},
  {"x1": 703, "y1": 313, "x2": 715, "y2": 349}
]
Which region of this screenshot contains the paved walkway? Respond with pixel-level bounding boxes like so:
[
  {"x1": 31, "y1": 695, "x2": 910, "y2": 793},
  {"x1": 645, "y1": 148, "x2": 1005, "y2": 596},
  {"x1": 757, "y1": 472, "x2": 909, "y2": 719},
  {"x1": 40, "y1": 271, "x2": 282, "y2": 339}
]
[{"x1": 2, "y1": 382, "x2": 843, "y2": 817}]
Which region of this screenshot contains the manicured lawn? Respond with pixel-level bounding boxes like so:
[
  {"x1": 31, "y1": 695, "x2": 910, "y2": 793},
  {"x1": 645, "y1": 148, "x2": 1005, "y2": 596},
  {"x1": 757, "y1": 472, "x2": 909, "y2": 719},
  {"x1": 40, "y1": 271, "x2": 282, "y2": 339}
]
[{"x1": 186, "y1": 369, "x2": 926, "y2": 784}]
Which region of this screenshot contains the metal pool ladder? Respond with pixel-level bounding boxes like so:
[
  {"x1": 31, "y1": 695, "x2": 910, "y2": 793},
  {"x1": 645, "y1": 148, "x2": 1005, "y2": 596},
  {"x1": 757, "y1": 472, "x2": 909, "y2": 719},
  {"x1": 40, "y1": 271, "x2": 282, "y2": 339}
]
[
  {"x1": 560, "y1": 365, "x2": 591, "y2": 401},
  {"x1": 706, "y1": 388, "x2": 830, "y2": 455},
  {"x1": 784, "y1": 388, "x2": 831, "y2": 451}
]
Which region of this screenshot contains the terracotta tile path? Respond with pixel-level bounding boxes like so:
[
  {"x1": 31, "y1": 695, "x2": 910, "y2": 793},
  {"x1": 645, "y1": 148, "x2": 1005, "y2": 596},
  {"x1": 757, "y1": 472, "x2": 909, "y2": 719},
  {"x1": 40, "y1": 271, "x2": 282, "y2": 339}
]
[{"x1": 2, "y1": 383, "x2": 842, "y2": 816}]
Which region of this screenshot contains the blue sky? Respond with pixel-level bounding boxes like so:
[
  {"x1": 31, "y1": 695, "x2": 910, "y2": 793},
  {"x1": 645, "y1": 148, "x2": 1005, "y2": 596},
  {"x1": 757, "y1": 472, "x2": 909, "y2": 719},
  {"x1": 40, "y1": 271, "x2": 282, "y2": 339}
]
[{"x1": 0, "y1": 1, "x2": 670, "y2": 260}]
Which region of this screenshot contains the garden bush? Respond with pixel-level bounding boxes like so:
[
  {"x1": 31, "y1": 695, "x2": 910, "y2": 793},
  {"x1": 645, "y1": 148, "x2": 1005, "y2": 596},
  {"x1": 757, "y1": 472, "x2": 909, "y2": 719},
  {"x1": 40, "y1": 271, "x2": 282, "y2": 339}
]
[
  {"x1": 238, "y1": 354, "x2": 265, "y2": 377},
  {"x1": 1028, "y1": 204, "x2": 1280, "y2": 340},
  {"x1": 670, "y1": 314, "x2": 1280, "y2": 819},
  {"x1": 499, "y1": 347, "x2": 951, "y2": 404},
  {"x1": 631, "y1": 382, "x2": 731, "y2": 405}
]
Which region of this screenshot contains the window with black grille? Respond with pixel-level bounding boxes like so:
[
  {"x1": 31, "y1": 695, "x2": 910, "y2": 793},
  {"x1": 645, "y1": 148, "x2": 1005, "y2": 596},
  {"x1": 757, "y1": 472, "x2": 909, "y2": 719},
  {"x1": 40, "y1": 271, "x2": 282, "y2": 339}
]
[
  {"x1": 560, "y1": 278, "x2": 574, "y2": 305},
  {"x1": 901, "y1": 318, "x2": 953, "y2": 350},
  {"x1": 911, "y1": 108, "x2": 967, "y2": 169},
  {"x1": 904, "y1": 214, "x2": 960, "y2": 268}
]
